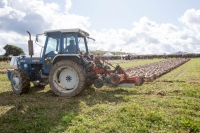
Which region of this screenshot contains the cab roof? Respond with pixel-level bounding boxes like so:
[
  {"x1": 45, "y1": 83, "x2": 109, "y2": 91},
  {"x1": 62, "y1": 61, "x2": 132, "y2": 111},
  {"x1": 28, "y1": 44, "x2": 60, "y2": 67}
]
[{"x1": 44, "y1": 28, "x2": 89, "y2": 36}]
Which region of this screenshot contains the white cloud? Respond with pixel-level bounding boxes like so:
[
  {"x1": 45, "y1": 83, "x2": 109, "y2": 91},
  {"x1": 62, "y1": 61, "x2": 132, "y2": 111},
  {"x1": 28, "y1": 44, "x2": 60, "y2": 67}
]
[
  {"x1": 0, "y1": 6, "x2": 26, "y2": 20},
  {"x1": 90, "y1": 16, "x2": 200, "y2": 54},
  {"x1": 0, "y1": 0, "x2": 89, "y2": 33},
  {"x1": 0, "y1": 31, "x2": 28, "y2": 55},
  {"x1": 0, "y1": 0, "x2": 90, "y2": 55},
  {"x1": 0, "y1": 0, "x2": 200, "y2": 56},
  {"x1": 1, "y1": 0, "x2": 8, "y2": 6},
  {"x1": 65, "y1": 0, "x2": 72, "y2": 12},
  {"x1": 0, "y1": 46, "x2": 6, "y2": 54},
  {"x1": 179, "y1": 9, "x2": 200, "y2": 32}
]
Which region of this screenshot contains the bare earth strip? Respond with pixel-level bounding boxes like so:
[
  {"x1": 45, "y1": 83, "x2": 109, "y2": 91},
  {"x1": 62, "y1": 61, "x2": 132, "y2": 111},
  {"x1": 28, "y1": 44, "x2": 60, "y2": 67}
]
[{"x1": 125, "y1": 58, "x2": 190, "y2": 81}]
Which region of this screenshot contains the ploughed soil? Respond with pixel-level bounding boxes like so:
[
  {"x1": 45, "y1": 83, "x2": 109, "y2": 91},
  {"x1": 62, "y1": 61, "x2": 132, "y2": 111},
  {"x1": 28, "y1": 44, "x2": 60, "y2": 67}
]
[{"x1": 124, "y1": 58, "x2": 190, "y2": 81}]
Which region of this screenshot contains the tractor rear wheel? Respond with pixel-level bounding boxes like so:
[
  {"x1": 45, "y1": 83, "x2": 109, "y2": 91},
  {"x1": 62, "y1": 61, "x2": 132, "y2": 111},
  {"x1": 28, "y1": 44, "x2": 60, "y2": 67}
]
[
  {"x1": 49, "y1": 60, "x2": 86, "y2": 97},
  {"x1": 10, "y1": 69, "x2": 30, "y2": 94}
]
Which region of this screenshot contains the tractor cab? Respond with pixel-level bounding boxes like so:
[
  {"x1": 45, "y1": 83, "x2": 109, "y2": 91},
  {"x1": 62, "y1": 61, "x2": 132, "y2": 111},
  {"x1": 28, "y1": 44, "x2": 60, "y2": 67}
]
[
  {"x1": 43, "y1": 29, "x2": 90, "y2": 55},
  {"x1": 40, "y1": 29, "x2": 91, "y2": 74}
]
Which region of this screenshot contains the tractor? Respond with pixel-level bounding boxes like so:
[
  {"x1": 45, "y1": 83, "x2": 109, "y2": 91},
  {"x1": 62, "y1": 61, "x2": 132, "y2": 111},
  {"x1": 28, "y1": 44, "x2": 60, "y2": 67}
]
[{"x1": 7, "y1": 29, "x2": 143, "y2": 97}]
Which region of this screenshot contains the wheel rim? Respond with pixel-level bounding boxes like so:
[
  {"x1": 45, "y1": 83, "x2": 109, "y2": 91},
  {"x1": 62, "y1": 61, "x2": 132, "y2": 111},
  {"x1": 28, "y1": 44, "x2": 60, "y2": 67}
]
[
  {"x1": 53, "y1": 66, "x2": 79, "y2": 93},
  {"x1": 12, "y1": 75, "x2": 20, "y2": 91}
]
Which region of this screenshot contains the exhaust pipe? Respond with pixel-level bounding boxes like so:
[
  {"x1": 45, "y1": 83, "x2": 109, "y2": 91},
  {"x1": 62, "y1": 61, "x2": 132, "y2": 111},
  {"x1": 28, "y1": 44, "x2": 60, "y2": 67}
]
[{"x1": 27, "y1": 31, "x2": 34, "y2": 58}]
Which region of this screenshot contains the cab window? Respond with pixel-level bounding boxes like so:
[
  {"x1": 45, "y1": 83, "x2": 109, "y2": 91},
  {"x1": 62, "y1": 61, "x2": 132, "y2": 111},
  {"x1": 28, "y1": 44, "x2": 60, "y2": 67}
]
[
  {"x1": 45, "y1": 34, "x2": 60, "y2": 54},
  {"x1": 63, "y1": 34, "x2": 76, "y2": 52},
  {"x1": 78, "y1": 36, "x2": 86, "y2": 53}
]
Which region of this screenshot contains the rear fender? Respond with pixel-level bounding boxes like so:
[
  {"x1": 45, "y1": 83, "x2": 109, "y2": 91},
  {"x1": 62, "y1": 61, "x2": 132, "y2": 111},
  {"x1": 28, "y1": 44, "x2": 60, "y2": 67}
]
[{"x1": 52, "y1": 54, "x2": 81, "y2": 65}]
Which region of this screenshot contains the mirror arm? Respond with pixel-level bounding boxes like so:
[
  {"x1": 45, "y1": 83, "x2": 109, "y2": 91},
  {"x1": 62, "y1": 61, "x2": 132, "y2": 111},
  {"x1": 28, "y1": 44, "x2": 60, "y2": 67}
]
[{"x1": 87, "y1": 36, "x2": 95, "y2": 41}]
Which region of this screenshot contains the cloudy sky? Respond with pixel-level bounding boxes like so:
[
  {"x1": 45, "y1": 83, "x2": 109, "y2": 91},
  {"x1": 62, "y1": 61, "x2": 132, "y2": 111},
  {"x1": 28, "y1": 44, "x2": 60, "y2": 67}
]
[{"x1": 0, "y1": 0, "x2": 200, "y2": 56}]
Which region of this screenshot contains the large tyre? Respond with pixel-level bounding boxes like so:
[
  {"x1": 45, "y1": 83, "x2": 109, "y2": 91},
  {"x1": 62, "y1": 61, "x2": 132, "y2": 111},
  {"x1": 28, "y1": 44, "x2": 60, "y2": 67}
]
[
  {"x1": 10, "y1": 69, "x2": 30, "y2": 95},
  {"x1": 49, "y1": 60, "x2": 86, "y2": 97}
]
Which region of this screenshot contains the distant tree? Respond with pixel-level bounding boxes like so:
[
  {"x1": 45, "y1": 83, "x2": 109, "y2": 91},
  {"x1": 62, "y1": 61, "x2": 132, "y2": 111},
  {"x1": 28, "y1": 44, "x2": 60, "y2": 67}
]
[{"x1": 3, "y1": 44, "x2": 25, "y2": 56}]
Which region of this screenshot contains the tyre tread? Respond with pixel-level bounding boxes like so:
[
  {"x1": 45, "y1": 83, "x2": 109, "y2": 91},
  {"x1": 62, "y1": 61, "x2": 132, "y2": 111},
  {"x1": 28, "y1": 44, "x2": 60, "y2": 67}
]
[{"x1": 11, "y1": 69, "x2": 30, "y2": 94}]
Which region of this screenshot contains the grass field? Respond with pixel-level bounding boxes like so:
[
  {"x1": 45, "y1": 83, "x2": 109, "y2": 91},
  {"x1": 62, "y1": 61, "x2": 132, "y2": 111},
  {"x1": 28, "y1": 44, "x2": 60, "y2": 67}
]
[{"x1": 0, "y1": 58, "x2": 200, "y2": 133}]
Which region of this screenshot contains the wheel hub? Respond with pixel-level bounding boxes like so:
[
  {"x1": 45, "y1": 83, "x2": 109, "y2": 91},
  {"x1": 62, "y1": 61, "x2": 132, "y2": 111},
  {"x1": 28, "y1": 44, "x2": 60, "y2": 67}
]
[
  {"x1": 54, "y1": 67, "x2": 79, "y2": 92},
  {"x1": 66, "y1": 75, "x2": 72, "y2": 82},
  {"x1": 12, "y1": 76, "x2": 20, "y2": 90}
]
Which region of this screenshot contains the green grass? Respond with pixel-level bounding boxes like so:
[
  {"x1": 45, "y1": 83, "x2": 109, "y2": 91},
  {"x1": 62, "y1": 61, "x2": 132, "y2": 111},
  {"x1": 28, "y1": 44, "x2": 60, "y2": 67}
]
[
  {"x1": 0, "y1": 59, "x2": 200, "y2": 133},
  {"x1": 0, "y1": 61, "x2": 16, "y2": 74}
]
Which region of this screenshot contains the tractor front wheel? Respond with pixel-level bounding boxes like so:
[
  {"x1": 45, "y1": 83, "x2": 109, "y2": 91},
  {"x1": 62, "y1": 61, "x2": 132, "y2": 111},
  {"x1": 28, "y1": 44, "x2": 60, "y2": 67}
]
[
  {"x1": 10, "y1": 69, "x2": 30, "y2": 94},
  {"x1": 49, "y1": 60, "x2": 86, "y2": 97}
]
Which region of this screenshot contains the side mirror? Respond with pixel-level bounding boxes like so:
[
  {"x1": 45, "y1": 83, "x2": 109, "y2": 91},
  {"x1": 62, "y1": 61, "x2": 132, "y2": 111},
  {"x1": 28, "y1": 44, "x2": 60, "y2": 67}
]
[
  {"x1": 87, "y1": 37, "x2": 95, "y2": 41},
  {"x1": 36, "y1": 35, "x2": 39, "y2": 42}
]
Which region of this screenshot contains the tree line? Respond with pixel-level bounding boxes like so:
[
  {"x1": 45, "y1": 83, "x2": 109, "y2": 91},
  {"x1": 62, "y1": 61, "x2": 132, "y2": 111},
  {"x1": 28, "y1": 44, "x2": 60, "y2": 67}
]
[{"x1": 0, "y1": 44, "x2": 25, "y2": 61}]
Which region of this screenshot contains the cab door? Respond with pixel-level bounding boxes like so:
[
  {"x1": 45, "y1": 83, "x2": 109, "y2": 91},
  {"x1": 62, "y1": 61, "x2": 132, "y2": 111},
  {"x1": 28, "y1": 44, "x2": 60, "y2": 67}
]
[{"x1": 43, "y1": 33, "x2": 60, "y2": 74}]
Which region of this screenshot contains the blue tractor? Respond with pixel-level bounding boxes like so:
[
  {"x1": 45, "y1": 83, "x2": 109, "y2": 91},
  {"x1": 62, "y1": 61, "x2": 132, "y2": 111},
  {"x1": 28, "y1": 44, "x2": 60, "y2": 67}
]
[{"x1": 7, "y1": 29, "x2": 97, "y2": 97}]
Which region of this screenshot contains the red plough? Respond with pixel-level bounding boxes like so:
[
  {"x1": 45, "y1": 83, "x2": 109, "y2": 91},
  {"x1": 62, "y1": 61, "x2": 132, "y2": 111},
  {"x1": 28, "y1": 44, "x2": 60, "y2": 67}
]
[{"x1": 91, "y1": 57, "x2": 144, "y2": 88}]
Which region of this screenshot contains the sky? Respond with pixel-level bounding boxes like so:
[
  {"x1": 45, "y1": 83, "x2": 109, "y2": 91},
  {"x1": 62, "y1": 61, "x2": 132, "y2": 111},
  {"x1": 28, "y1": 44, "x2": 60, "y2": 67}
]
[{"x1": 0, "y1": 0, "x2": 200, "y2": 56}]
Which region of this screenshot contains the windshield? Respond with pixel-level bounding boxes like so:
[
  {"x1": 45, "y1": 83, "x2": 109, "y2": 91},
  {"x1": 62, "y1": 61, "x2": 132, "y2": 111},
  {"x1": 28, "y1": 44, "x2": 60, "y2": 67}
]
[{"x1": 45, "y1": 34, "x2": 60, "y2": 54}]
